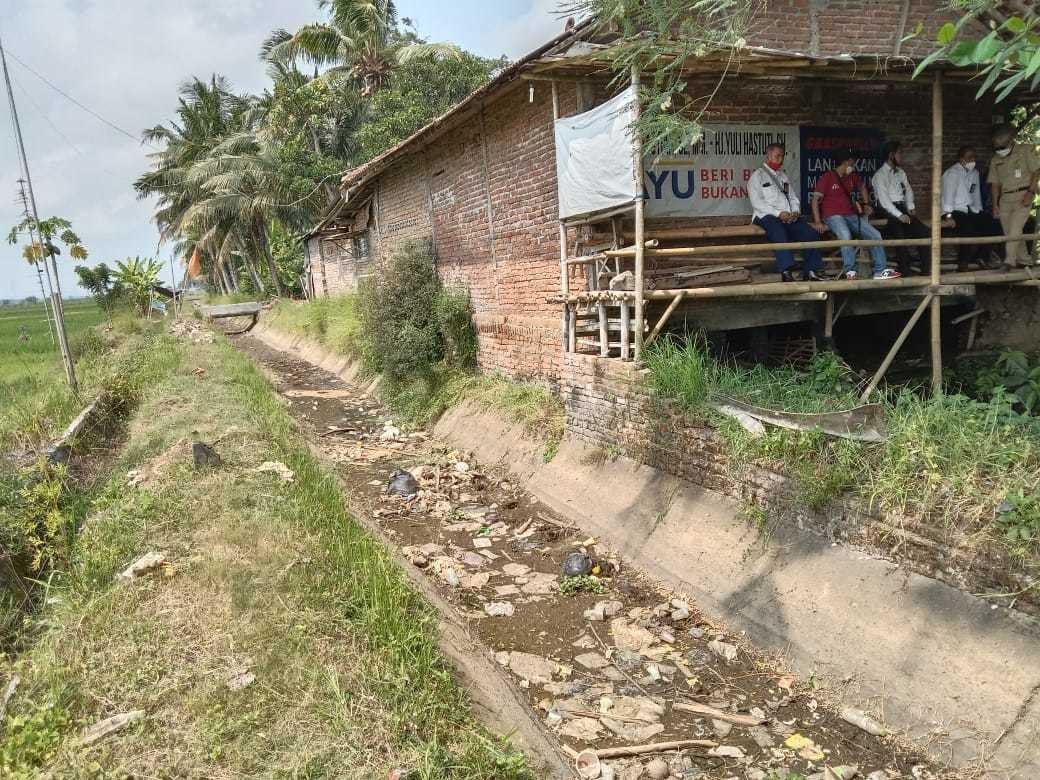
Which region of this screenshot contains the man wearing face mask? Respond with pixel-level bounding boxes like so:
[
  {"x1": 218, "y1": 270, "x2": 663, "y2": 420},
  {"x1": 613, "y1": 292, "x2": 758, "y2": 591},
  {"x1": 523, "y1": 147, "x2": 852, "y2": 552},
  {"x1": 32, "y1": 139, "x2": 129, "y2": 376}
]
[
  {"x1": 988, "y1": 123, "x2": 1040, "y2": 267},
  {"x1": 811, "y1": 150, "x2": 898, "y2": 280},
  {"x1": 748, "y1": 143, "x2": 825, "y2": 282},
  {"x1": 942, "y1": 146, "x2": 1002, "y2": 271},
  {"x1": 872, "y1": 141, "x2": 930, "y2": 275}
]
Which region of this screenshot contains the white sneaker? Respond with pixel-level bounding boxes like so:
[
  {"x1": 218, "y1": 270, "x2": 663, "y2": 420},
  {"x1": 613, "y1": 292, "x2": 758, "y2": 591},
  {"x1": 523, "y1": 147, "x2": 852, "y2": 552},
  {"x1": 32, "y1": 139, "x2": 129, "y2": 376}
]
[
  {"x1": 838, "y1": 270, "x2": 857, "y2": 280},
  {"x1": 873, "y1": 269, "x2": 902, "y2": 280}
]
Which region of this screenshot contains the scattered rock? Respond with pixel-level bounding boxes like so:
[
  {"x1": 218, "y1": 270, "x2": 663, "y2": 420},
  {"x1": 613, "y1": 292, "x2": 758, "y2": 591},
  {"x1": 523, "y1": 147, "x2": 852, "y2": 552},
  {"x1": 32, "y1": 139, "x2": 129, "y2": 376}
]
[
  {"x1": 472, "y1": 537, "x2": 493, "y2": 549},
  {"x1": 562, "y1": 551, "x2": 593, "y2": 577},
  {"x1": 708, "y1": 639, "x2": 738, "y2": 662},
  {"x1": 712, "y1": 719, "x2": 733, "y2": 738},
  {"x1": 484, "y1": 602, "x2": 515, "y2": 617},
  {"x1": 560, "y1": 716, "x2": 603, "y2": 742},
  {"x1": 646, "y1": 758, "x2": 670, "y2": 779},
  {"x1": 748, "y1": 725, "x2": 776, "y2": 748},
  {"x1": 459, "y1": 551, "x2": 486, "y2": 568},
  {"x1": 574, "y1": 652, "x2": 611, "y2": 670},
  {"x1": 502, "y1": 563, "x2": 531, "y2": 577},
  {"x1": 520, "y1": 572, "x2": 558, "y2": 595},
  {"x1": 192, "y1": 441, "x2": 221, "y2": 469},
  {"x1": 253, "y1": 461, "x2": 294, "y2": 482},
  {"x1": 670, "y1": 605, "x2": 690, "y2": 622},
  {"x1": 387, "y1": 469, "x2": 418, "y2": 498},
  {"x1": 507, "y1": 652, "x2": 556, "y2": 685},
  {"x1": 584, "y1": 600, "x2": 624, "y2": 622},
  {"x1": 601, "y1": 717, "x2": 664, "y2": 743},
  {"x1": 461, "y1": 572, "x2": 490, "y2": 590},
  {"x1": 610, "y1": 618, "x2": 656, "y2": 653},
  {"x1": 454, "y1": 461, "x2": 470, "y2": 473},
  {"x1": 81, "y1": 710, "x2": 146, "y2": 745},
  {"x1": 116, "y1": 551, "x2": 167, "y2": 582}
]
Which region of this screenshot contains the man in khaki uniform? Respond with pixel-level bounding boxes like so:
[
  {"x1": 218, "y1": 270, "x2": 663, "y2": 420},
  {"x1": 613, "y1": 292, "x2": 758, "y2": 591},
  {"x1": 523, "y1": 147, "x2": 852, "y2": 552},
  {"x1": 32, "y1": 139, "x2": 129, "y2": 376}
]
[{"x1": 988, "y1": 123, "x2": 1040, "y2": 267}]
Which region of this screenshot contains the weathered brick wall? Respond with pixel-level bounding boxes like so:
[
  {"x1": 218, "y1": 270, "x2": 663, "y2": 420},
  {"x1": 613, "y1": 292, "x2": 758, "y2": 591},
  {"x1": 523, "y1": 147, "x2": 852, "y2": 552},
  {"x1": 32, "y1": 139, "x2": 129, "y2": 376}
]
[
  {"x1": 373, "y1": 156, "x2": 434, "y2": 262},
  {"x1": 559, "y1": 352, "x2": 1040, "y2": 612},
  {"x1": 748, "y1": 0, "x2": 958, "y2": 58}
]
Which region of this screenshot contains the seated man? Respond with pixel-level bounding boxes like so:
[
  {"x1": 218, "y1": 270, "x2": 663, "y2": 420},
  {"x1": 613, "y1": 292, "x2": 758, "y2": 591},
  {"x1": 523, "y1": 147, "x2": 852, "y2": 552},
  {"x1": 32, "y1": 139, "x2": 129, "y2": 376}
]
[
  {"x1": 748, "y1": 143, "x2": 825, "y2": 282},
  {"x1": 811, "y1": 149, "x2": 899, "y2": 280},
  {"x1": 942, "y1": 145, "x2": 1002, "y2": 271},
  {"x1": 872, "y1": 141, "x2": 930, "y2": 275}
]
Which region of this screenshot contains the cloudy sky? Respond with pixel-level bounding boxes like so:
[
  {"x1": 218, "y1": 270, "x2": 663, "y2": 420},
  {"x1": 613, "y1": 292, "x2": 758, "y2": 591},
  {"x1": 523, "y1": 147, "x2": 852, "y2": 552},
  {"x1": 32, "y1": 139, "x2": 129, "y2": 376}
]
[{"x1": 0, "y1": 0, "x2": 562, "y2": 300}]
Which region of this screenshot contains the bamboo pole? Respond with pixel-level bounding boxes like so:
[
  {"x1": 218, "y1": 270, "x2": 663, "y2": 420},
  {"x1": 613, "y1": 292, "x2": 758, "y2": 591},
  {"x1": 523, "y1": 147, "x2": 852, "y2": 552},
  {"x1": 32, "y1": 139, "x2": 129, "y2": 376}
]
[
  {"x1": 605, "y1": 232, "x2": 1040, "y2": 258},
  {"x1": 552, "y1": 80, "x2": 570, "y2": 353},
  {"x1": 631, "y1": 65, "x2": 646, "y2": 361},
  {"x1": 859, "y1": 294, "x2": 934, "y2": 403},
  {"x1": 930, "y1": 72, "x2": 944, "y2": 394},
  {"x1": 597, "y1": 301, "x2": 609, "y2": 356},
  {"x1": 824, "y1": 294, "x2": 834, "y2": 339},
  {"x1": 551, "y1": 268, "x2": 1037, "y2": 303},
  {"x1": 620, "y1": 301, "x2": 631, "y2": 360},
  {"x1": 644, "y1": 292, "x2": 686, "y2": 347}
]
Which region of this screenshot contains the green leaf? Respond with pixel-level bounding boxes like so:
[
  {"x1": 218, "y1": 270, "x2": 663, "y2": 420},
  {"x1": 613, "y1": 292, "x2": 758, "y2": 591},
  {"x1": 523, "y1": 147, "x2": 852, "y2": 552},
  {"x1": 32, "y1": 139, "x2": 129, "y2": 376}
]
[
  {"x1": 1006, "y1": 16, "x2": 1027, "y2": 35},
  {"x1": 973, "y1": 32, "x2": 1004, "y2": 62},
  {"x1": 947, "y1": 41, "x2": 978, "y2": 67},
  {"x1": 913, "y1": 48, "x2": 946, "y2": 77},
  {"x1": 1025, "y1": 47, "x2": 1040, "y2": 79},
  {"x1": 937, "y1": 22, "x2": 957, "y2": 45}
]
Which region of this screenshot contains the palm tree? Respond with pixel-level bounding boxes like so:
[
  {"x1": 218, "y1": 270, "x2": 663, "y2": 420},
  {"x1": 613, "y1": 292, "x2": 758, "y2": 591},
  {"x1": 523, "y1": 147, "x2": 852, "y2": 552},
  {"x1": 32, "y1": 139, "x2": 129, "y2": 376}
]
[{"x1": 262, "y1": 0, "x2": 461, "y2": 97}]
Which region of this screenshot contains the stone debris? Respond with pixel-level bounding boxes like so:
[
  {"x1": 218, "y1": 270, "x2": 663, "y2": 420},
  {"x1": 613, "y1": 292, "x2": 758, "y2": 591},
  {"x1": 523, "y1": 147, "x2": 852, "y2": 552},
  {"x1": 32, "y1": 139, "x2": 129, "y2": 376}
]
[
  {"x1": 505, "y1": 652, "x2": 557, "y2": 685},
  {"x1": 708, "y1": 639, "x2": 738, "y2": 662},
  {"x1": 81, "y1": 710, "x2": 146, "y2": 745},
  {"x1": 841, "y1": 707, "x2": 889, "y2": 736},
  {"x1": 116, "y1": 551, "x2": 167, "y2": 582},
  {"x1": 484, "y1": 601, "x2": 515, "y2": 617},
  {"x1": 253, "y1": 344, "x2": 936, "y2": 780},
  {"x1": 609, "y1": 618, "x2": 656, "y2": 653},
  {"x1": 226, "y1": 670, "x2": 256, "y2": 691}
]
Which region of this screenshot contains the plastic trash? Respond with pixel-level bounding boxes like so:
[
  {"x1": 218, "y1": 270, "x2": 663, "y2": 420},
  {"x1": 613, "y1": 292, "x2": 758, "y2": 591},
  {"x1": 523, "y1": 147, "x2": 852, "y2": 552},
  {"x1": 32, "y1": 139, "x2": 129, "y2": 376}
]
[
  {"x1": 562, "y1": 551, "x2": 593, "y2": 577},
  {"x1": 387, "y1": 469, "x2": 418, "y2": 498}
]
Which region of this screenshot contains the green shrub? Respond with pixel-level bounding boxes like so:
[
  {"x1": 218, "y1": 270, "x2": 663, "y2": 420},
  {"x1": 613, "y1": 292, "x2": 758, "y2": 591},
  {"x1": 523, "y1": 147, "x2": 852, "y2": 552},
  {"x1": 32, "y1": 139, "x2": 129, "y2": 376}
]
[
  {"x1": 358, "y1": 239, "x2": 444, "y2": 381},
  {"x1": 435, "y1": 288, "x2": 478, "y2": 370}
]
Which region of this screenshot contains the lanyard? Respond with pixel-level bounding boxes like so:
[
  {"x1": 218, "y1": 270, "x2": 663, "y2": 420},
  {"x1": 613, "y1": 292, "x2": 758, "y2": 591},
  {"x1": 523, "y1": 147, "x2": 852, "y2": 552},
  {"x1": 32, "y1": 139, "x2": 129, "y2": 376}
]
[{"x1": 760, "y1": 165, "x2": 792, "y2": 209}]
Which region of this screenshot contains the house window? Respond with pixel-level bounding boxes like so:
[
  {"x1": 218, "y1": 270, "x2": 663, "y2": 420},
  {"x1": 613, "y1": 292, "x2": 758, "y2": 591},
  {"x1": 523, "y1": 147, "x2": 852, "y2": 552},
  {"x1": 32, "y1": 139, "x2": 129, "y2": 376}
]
[{"x1": 354, "y1": 234, "x2": 370, "y2": 261}]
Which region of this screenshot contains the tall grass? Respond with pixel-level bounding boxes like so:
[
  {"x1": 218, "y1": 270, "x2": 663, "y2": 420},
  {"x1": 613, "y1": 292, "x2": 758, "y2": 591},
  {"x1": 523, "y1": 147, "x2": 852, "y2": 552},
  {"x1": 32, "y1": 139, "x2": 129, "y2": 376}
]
[
  {"x1": 268, "y1": 295, "x2": 365, "y2": 359},
  {"x1": 646, "y1": 336, "x2": 1040, "y2": 541}
]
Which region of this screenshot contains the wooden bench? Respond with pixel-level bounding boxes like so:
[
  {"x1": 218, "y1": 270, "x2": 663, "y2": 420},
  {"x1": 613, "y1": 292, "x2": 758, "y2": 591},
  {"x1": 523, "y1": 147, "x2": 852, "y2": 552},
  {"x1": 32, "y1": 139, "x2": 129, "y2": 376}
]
[{"x1": 196, "y1": 302, "x2": 263, "y2": 334}]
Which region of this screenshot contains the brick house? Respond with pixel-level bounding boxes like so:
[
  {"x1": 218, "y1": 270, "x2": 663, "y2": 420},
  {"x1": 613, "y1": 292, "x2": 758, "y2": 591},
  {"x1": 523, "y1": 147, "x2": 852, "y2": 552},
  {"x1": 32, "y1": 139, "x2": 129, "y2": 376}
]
[{"x1": 304, "y1": 2, "x2": 1029, "y2": 386}]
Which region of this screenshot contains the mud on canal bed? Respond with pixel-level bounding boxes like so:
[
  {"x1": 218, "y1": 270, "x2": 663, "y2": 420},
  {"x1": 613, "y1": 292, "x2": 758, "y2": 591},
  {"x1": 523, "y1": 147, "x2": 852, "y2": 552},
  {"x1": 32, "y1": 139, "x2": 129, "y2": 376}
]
[{"x1": 234, "y1": 334, "x2": 940, "y2": 780}]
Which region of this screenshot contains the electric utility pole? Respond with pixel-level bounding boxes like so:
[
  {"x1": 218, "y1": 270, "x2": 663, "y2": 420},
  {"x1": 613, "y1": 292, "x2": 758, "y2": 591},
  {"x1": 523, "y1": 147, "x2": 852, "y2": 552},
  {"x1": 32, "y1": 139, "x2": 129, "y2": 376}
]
[
  {"x1": 1, "y1": 31, "x2": 77, "y2": 391},
  {"x1": 17, "y1": 178, "x2": 56, "y2": 345}
]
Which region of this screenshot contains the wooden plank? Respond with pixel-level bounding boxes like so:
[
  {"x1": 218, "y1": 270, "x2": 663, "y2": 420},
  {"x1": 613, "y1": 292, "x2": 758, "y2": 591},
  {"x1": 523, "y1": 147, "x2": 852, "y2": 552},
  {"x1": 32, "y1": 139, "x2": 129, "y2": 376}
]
[{"x1": 199, "y1": 302, "x2": 262, "y2": 318}]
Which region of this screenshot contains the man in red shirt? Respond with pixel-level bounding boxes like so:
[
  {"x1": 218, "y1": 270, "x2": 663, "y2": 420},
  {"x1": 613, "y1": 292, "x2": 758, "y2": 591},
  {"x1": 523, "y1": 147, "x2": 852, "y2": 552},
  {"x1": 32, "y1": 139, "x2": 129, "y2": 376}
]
[{"x1": 811, "y1": 150, "x2": 900, "y2": 280}]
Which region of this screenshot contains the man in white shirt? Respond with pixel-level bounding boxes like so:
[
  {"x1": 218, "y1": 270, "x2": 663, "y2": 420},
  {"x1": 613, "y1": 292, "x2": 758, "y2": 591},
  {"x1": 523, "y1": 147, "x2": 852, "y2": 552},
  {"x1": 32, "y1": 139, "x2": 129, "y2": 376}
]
[
  {"x1": 872, "y1": 141, "x2": 929, "y2": 275},
  {"x1": 748, "y1": 143, "x2": 825, "y2": 282},
  {"x1": 942, "y1": 145, "x2": 1002, "y2": 271}
]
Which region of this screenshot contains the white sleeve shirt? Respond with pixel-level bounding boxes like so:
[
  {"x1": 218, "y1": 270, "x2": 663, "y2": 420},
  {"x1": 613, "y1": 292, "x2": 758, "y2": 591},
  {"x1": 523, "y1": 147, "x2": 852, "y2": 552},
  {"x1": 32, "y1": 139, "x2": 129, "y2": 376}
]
[
  {"x1": 748, "y1": 166, "x2": 799, "y2": 222},
  {"x1": 941, "y1": 163, "x2": 982, "y2": 214},
  {"x1": 872, "y1": 163, "x2": 915, "y2": 218}
]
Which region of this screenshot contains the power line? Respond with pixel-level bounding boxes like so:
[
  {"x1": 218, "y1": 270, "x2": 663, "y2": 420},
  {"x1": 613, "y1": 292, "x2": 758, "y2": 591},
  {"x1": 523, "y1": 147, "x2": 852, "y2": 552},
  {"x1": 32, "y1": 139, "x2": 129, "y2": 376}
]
[
  {"x1": 10, "y1": 73, "x2": 87, "y2": 159},
  {"x1": 4, "y1": 47, "x2": 157, "y2": 150}
]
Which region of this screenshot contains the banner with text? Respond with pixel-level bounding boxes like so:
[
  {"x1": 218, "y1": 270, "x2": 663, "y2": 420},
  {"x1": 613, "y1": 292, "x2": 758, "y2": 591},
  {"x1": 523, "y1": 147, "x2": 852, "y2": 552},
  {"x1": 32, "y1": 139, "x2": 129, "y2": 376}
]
[
  {"x1": 799, "y1": 126, "x2": 886, "y2": 210},
  {"x1": 644, "y1": 124, "x2": 800, "y2": 218}
]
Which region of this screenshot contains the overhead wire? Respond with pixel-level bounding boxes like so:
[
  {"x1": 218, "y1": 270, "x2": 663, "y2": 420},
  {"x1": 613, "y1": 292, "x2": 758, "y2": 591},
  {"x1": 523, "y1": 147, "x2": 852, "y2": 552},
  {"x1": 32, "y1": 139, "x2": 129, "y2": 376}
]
[{"x1": 4, "y1": 47, "x2": 157, "y2": 149}]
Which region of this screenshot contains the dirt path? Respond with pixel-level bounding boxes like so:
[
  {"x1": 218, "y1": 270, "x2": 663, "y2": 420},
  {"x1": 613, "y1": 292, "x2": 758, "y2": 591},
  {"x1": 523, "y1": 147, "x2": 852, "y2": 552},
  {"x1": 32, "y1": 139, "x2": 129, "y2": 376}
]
[{"x1": 235, "y1": 335, "x2": 939, "y2": 780}]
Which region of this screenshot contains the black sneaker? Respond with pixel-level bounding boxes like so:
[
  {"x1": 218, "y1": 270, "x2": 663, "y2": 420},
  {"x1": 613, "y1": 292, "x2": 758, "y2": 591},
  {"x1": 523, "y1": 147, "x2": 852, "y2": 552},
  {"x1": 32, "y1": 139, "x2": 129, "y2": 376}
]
[
  {"x1": 781, "y1": 270, "x2": 796, "y2": 283},
  {"x1": 803, "y1": 271, "x2": 826, "y2": 282}
]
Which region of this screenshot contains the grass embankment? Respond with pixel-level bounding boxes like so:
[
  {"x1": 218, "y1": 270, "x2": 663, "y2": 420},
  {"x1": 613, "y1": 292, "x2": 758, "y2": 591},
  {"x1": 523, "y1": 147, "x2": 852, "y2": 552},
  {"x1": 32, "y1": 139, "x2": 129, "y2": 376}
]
[
  {"x1": 1, "y1": 323, "x2": 531, "y2": 777},
  {"x1": 269, "y1": 295, "x2": 564, "y2": 457},
  {"x1": 646, "y1": 338, "x2": 1040, "y2": 556}
]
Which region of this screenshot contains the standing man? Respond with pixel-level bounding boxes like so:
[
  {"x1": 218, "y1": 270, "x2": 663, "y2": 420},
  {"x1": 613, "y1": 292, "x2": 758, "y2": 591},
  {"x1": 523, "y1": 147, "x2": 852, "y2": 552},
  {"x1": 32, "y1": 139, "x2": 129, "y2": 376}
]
[
  {"x1": 988, "y1": 123, "x2": 1040, "y2": 268},
  {"x1": 749, "y1": 143, "x2": 825, "y2": 282},
  {"x1": 872, "y1": 141, "x2": 930, "y2": 275},
  {"x1": 811, "y1": 149, "x2": 899, "y2": 280},
  {"x1": 941, "y1": 146, "x2": 1001, "y2": 271}
]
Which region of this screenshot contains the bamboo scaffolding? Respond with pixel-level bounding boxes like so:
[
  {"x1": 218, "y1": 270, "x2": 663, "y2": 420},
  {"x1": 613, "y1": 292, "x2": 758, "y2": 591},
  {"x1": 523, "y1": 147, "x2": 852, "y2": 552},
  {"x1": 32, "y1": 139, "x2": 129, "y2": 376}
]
[
  {"x1": 645, "y1": 292, "x2": 686, "y2": 347},
  {"x1": 860, "y1": 294, "x2": 935, "y2": 403},
  {"x1": 604, "y1": 232, "x2": 1040, "y2": 258},
  {"x1": 631, "y1": 64, "x2": 646, "y2": 361},
  {"x1": 929, "y1": 73, "x2": 943, "y2": 393},
  {"x1": 550, "y1": 269, "x2": 1037, "y2": 304}
]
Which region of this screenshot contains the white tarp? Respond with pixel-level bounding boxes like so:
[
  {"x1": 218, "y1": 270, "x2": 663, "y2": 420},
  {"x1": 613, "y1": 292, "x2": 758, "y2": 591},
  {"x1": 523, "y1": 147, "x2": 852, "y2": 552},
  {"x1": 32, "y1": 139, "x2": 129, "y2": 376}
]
[
  {"x1": 554, "y1": 86, "x2": 640, "y2": 220},
  {"x1": 645, "y1": 124, "x2": 800, "y2": 218}
]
